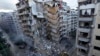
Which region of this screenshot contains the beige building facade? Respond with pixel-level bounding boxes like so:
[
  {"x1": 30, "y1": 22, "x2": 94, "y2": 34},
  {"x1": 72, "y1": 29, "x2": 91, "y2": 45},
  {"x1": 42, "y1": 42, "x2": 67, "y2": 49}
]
[{"x1": 76, "y1": 0, "x2": 100, "y2": 56}]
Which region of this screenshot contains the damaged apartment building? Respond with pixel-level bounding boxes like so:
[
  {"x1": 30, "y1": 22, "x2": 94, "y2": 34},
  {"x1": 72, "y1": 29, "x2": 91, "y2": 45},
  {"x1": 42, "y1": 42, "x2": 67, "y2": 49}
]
[
  {"x1": 76, "y1": 0, "x2": 100, "y2": 56},
  {"x1": 16, "y1": 0, "x2": 77, "y2": 56},
  {"x1": 16, "y1": 0, "x2": 72, "y2": 41}
]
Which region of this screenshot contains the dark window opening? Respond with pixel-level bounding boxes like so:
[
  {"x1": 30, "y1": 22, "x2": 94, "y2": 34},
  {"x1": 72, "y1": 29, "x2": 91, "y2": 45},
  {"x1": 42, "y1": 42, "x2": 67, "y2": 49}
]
[
  {"x1": 87, "y1": 0, "x2": 92, "y2": 4},
  {"x1": 97, "y1": 0, "x2": 100, "y2": 2},
  {"x1": 91, "y1": 8, "x2": 95, "y2": 15},
  {"x1": 84, "y1": 22, "x2": 90, "y2": 27},
  {"x1": 79, "y1": 41, "x2": 88, "y2": 45},
  {"x1": 94, "y1": 46, "x2": 100, "y2": 51},
  {"x1": 84, "y1": 11, "x2": 89, "y2": 16},
  {"x1": 80, "y1": 10, "x2": 82, "y2": 16},
  {"x1": 96, "y1": 36, "x2": 100, "y2": 40},
  {"x1": 83, "y1": 33, "x2": 88, "y2": 37},
  {"x1": 98, "y1": 24, "x2": 100, "y2": 29},
  {"x1": 67, "y1": 10, "x2": 70, "y2": 13},
  {"x1": 79, "y1": 49, "x2": 87, "y2": 54}
]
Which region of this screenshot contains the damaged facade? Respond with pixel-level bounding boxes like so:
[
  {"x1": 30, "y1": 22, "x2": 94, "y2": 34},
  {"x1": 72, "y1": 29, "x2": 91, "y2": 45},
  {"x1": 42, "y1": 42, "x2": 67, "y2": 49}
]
[
  {"x1": 76, "y1": 0, "x2": 100, "y2": 56},
  {"x1": 16, "y1": 0, "x2": 77, "y2": 56}
]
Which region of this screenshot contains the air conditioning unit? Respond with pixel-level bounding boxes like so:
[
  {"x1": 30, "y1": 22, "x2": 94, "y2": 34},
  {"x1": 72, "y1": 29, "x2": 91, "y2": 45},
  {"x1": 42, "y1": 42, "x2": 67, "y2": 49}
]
[{"x1": 91, "y1": 25, "x2": 95, "y2": 28}]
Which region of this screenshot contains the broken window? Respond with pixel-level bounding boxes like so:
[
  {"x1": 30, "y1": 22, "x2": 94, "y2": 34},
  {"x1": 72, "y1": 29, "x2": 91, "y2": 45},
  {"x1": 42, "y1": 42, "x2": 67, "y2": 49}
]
[
  {"x1": 96, "y1": 36, "x2": 100, "y2": 40},
  {"x1": 91, "y1": 8, "x2": 95, "y2": 15},
  {"x1": 94, "y1": 46, "x2": 100, "y2": 51},
  {"x1": 80, "y1": 10, "x2": 82, "y2": 16},
  {"x1": 97, "y1": 0, "x2": 100, "y2": 2},
  {"x1": 98, "y1": 24, "x2": 100, "y2": 29}
]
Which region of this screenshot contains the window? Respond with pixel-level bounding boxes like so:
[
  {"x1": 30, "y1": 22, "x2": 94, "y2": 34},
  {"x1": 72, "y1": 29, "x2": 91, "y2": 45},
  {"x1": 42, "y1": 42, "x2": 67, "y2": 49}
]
[
  {"x1": 97, "y1": 0, "x2": 100, "y2": 2},
  {"x1": 98, "y1": 24, "x2": 100, "y2": 29},
  {"x1": 91, "y1": 8, "x2": 95, "y2": 15},
  {"x1": 87, "y1": 0, "x2": 92, "y2": 4},
  {"x1": 96, "y1": 36, "x2": 100, "y2": 40},
  {"x1": 80, "y1": 10, "x2": 82, "y2": 16},
  {"x1": 94, "y1": 46, "x2": 100, "y2": 51}
]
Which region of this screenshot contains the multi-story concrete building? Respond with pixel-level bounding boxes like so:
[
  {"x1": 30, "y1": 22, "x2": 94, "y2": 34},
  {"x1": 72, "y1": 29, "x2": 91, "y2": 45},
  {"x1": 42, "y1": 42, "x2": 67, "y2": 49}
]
[
  {"x1": 59, "y1": 2, "x2": 70, "y2": 38},
  {"x1": 70, "y1": 9, "x2": 78, "y2": 32},
  {"x1": 43, "y1": 0, "x2": 61, "y2": 41},
  {"x1": 69, "y1": 9, "x2": 78, "y2": 37},
  {"x1": 0, "y1": 13, "x2": 16, "y2": 35},
  {"x1": 61, "y1": 9, "x2": 78, "y2": 38},
  {"x1": 0, "y1": 12, "x2": 24, "y2": 41},
  {"x1": 76, "y1": 0, "x2": 100, "y2": 56},
  {"x1": 16, "y1": 0, "x2": 37, "y2": 38}
]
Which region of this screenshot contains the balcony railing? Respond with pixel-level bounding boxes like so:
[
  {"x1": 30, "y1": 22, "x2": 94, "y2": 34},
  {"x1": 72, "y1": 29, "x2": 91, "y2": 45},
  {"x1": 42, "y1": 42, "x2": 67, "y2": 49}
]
[
  {"x1": 79, "y1": 26, "x2": 91, "y2": 29},
  {"x1": 78, "y1": 0, "x2": 86, "y2": 2},
  {"x1": 79, "y1": 17, "x2": 93, "y2": 21},
  {"x1": 79, "y1": 3, "x2": 95, "y2": 9},
  {"x1": 77, "y1": 45, "x2": 88, "y2": 51},
  {"x1": 77, "y1": 51, "x2": 88, "y2": 56},
  {"x1": 78, "y1": 37, "x2": 90, "y2": 42},
  {"x1": 18, "y1": 11, "x2": 29, "y2": 16},
  {"x1": 78, "y1": 28, "x2": 91, "y2": 33}
]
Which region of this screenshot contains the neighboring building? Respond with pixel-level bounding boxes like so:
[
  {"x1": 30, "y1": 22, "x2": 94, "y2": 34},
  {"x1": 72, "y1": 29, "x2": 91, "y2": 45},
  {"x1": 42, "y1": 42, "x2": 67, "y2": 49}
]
[
  {"x1": 61, "y1": 9, "x2": 78, "y2": 38},
  {"x1": 70, "y1": 9, "x2": 78, "y2": 32},
  {"x1": 0, "y1": 12, "x2": 24, "y2": 41},
  {"x1": 0, "y1": 12, "x2": 17, "y2": 35},
  {"x1": 59, "y1": 2, "x2": 70, "y2": 38},
  {"x1": 76, "y1": 0, "x2": 100, "y2": 56},
  {"x1": 69, "y1": 9, "x2": 78, "y2": 37}
]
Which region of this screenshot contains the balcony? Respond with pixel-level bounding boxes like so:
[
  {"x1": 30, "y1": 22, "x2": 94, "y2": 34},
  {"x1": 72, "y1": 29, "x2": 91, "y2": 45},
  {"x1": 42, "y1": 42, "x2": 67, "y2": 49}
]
[
  {"x1": 79, "y1": 37, "x2": 90, "y2": 42},
  {"x1": 79, "y1": 3, "x2": 95, "y2": 9},
  {"x1": 46, "y1": 17, "x2": 59, "y2": 24},
  {"x1": 44, "y1": 3, "x2": 59, "y2": 14},
  {"x1": 59, "y1": 27, "x2": 66, "y2": 32},
  {"x1": 48, "y1": 23, "x2": 59, "y2": 29},
  {"x1": 51, "y1": 28, "x2": 57, "y2": 33},
  {"x1": 46, "y1": 12, "x2": 59, "y2": 20},
  {"x1": 78, "y1": 28, "x2": 90, "y2": 33},
  {"x1": 17, "y1": 4, "x2": 29, "y2": 10},
  {"x1": 50, "y1": 32, "x2": 59, "y2": 38},
  {"x1": 79, "y1": 17, "x2": 93, "y2": 21},
  {"x1": 18, "y1": 11, "x2": 29, "y2": 16},
  {"x1": 77, "y1": 45, "x2": 88, "y2": 51},
  {"x1": 78, "y1": 0, "x2": 86, "y2": 2},
  {"x1": 77, "y1": 51, "x2": 87, "y2": 56}
]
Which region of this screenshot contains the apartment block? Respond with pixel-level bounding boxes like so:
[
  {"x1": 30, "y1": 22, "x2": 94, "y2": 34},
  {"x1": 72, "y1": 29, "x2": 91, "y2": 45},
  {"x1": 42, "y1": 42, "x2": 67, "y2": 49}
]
[
  {"x1": 43, "y1": 0, "x2": 61, "y2": 41},
  {"x1": 59, "y1": 2, "x2": 70, "y2": 38},
  {"x1": 76, "y1": 0, "x2": 100, "y2": 56},
  {"x1": 70, "y1": 9, "x2": 78, "y2": 32},
  {"x1": 0, "y1": 13, "x2": 17, "y2": 35},
  {"x1": 69, "y1": 9, "x2": 78, "y2": 37},
  {"x1": 16, "y1": 0, "x2": 37, "y2": 38}
]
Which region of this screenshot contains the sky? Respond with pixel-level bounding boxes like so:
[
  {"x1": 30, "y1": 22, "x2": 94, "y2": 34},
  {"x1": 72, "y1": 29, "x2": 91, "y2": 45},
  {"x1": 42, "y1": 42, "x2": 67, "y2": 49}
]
[{"x1": 0, "y1": 0, "x2": 78, "y2": 12}]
